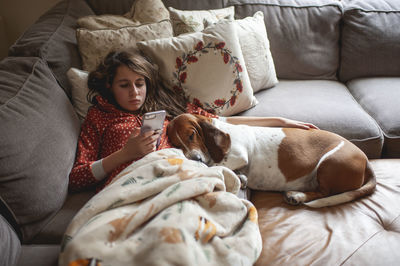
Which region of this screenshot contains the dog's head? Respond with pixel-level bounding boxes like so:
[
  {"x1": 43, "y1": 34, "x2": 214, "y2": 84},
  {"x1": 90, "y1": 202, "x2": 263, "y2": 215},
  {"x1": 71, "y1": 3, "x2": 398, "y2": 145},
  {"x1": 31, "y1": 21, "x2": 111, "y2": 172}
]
[{"x1": 167, "y1": 114, "x2": 231, "y2": 164}]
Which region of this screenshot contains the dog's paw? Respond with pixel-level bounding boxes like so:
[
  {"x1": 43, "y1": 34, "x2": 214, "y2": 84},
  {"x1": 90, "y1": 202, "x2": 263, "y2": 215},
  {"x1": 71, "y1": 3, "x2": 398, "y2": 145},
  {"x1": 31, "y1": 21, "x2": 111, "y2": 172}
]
[{"x1": 284, "y1": 191, "x2": 306, "y2": 205}]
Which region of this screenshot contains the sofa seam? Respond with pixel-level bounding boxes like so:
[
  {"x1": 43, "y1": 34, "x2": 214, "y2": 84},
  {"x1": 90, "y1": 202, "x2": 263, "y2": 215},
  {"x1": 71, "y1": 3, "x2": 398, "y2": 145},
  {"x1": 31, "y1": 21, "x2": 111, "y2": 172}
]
[
  {"x1": 226, "y1": 1, "x2": 343, "y2": 11},
  {"x1": 39, "y1": 0, "x2": 72, "y2": 59},
  {"x1": 0, "y1": 59, "x2": 42, "y2": 112},
  {"x1": 341, "y1": 213, "x2": 400, "y2": 265}
]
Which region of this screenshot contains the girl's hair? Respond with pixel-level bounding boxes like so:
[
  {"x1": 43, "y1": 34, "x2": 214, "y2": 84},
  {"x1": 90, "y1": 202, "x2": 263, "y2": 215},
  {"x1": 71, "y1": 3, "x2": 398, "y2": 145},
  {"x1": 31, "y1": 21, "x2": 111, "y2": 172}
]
[{"x1": 87, "y1": 49, "x2": 187, "y2": 117}]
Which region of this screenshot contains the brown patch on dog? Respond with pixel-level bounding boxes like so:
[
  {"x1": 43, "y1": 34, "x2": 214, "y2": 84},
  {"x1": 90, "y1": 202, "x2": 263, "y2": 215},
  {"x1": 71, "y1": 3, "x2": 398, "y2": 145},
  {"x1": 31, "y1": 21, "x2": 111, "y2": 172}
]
[
  {"x1": 278, "y1": 128, "x2": 344, "y2": 182},
  {"x1": 199, "y1": 120, "x2": 231, "y2": 163}
]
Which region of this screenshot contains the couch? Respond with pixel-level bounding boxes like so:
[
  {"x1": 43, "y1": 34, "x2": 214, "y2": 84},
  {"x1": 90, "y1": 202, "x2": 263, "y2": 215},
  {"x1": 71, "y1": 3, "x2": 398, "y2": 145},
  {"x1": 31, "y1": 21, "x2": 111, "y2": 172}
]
[{"x1": 1, "y1": 0, "x2": 399, "y2": 265}]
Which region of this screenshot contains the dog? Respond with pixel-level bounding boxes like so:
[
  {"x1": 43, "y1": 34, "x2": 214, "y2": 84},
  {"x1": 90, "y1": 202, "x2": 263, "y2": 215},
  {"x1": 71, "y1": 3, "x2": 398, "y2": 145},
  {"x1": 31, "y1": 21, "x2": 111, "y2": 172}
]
[{"x1": 167, "y1": 114, "x2": 376, "y2": 208}]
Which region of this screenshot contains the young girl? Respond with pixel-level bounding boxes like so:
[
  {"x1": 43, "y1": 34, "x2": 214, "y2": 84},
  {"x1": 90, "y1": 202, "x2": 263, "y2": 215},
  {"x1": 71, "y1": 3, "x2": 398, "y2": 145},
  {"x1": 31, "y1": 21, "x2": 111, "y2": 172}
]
[{"x1": 69, "y1": 50, "x2": 317, "y2": 192}]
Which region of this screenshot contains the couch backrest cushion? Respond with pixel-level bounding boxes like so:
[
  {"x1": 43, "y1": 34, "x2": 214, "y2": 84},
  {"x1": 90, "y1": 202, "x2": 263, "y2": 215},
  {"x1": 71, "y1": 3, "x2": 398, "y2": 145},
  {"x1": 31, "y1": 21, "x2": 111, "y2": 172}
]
[
  {"x1": 226, "y1": 0, "x2": 342, "y2": 80},
  {"x1": 8, "y1": 0, "x2": 94, "y2": 97},
  {"x1": 0, "y1": 215, "x2": 20, "y2": 266},
  {"x1": 339, "y1": 0, "x2": 400, "y2": 82},
  {"x1": 86, "y1": 0, "x2": 135, "y2": 15},
  {"x1": 163, "y1": 0, "x2": 225, "y2": 10},
  {"x1": 87, "y1": 0, "x2": 225, "y2": 15},
  {"x1": 0, "y1": 57, "x2": 81, "y2": 243}
]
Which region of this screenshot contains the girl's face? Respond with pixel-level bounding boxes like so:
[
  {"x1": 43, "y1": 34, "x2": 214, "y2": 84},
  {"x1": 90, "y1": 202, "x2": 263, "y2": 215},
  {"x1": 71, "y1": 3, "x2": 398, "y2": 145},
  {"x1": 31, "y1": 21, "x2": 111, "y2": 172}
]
[{"x1": 110, "y1": 64, "x2": 147, "y2": 112}]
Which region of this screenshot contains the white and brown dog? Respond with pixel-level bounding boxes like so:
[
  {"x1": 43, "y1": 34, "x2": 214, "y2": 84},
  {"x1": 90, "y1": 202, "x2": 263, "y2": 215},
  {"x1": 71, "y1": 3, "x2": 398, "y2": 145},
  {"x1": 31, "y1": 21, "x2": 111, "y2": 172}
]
[{"x1": 167, "y1": 114, "x2": 376, "y2": 208}]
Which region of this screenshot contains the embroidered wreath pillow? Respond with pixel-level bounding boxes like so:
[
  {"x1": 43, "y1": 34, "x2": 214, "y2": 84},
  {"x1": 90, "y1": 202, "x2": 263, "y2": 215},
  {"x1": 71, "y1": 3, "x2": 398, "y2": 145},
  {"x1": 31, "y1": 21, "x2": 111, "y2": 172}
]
[
  {"x1": 137, "y1": 21, "x2": 258, "y2": 116},
  {"x1": 77, "y1": 20, "x2": 173, "y2": 72}
]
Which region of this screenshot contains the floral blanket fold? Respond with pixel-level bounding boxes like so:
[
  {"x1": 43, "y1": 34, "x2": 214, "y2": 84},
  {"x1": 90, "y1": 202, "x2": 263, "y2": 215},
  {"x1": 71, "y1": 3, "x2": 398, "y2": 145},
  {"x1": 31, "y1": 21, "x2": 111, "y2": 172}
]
[{"x1": 59, "y1": 148, "x2": 262, "y2": 266}]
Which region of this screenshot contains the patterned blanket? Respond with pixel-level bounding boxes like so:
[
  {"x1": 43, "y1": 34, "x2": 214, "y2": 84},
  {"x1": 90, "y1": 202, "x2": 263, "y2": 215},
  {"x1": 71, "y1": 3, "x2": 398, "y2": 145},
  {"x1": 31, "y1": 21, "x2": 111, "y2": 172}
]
[{"x1": 59, "y1": 148, "x2": 262, "y2": 266}]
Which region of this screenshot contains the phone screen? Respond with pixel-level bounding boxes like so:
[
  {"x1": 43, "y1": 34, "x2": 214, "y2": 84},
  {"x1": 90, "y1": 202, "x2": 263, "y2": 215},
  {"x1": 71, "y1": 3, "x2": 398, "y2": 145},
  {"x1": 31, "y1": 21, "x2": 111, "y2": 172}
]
[{"x1": 140, "y1": 111, "x2": 166, "y2": 149}]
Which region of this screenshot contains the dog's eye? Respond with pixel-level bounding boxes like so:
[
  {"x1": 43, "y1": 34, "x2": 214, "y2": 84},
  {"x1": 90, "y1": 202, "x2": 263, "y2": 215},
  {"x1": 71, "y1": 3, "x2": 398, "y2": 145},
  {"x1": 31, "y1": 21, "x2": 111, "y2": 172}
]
[{"x1": 189, "y1": 132, "x2": 195, "y2": 141}]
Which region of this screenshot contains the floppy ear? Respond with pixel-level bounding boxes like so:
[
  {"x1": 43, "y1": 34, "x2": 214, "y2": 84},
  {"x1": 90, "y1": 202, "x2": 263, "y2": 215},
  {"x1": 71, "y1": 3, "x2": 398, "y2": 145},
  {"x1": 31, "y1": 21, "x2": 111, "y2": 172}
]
[{"x1": 199, "y1": 121, "x2": 231, "y2": 163}]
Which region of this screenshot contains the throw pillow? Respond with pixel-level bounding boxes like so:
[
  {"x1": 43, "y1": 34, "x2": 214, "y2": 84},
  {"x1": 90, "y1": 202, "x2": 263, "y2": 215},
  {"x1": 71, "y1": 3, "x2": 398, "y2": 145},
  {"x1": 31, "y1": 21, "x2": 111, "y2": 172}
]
[
  {"x1": 77, "y1": 20, "x2": 173, "y2": 72},
  {"x1": 125, "y1": 0, "x2": 170, "y2": 23},
  {"x1": 169, "y1": 6, "x2": 235, "y2": 36},
  {"x1": 78, "y1": 0, "x2": 169, "y2": 30},
  {"x1": 67, "y1": 68, "x2": 91, "y2": 121},
  {"x1": 137, "y1": 21, "x2": 258, "y2": 116},
  {"x1": 206, "y1": 11, "x2": 278, "y2": 92},
  {"x1": 77, "y1": 15, "x2": 140, "y2": 30}
]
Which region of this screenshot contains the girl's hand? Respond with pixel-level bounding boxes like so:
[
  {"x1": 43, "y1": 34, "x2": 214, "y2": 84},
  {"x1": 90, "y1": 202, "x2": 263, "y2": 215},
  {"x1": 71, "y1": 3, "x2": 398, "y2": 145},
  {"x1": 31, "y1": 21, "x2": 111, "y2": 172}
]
[
  {"x1": 279, "y1": 118, "x2": 319, "y2": 130},
  {"x1": 121, "y1": 128, "x2": 160, "y2": 161}
]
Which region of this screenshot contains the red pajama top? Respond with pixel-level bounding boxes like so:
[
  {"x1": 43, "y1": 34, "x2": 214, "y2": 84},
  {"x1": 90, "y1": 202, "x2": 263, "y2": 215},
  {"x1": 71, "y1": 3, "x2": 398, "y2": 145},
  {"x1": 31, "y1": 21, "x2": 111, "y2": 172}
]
[{"x1": 69, "y1": 95, "x2": 217, "y2": 192}]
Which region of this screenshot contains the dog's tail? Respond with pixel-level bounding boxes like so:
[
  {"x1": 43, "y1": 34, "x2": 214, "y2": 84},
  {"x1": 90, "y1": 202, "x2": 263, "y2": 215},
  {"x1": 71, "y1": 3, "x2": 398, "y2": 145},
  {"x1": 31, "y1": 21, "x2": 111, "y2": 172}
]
[{"x1": 304, "y1": 161, "x2": 376, "y2": 208}]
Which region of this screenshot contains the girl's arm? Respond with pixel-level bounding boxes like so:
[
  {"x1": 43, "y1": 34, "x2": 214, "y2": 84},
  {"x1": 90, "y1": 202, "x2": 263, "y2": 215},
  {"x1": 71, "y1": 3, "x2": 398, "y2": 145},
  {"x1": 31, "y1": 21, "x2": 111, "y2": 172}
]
[{"x1": 224, "y1": 116, "x2": 319, "y2": 130}]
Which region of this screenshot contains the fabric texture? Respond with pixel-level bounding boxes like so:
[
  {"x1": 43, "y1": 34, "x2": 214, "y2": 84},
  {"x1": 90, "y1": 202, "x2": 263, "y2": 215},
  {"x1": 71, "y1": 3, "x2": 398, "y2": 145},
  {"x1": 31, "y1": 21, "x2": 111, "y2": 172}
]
[
  {"x1": 169, "y1": 6, "x2": 235, "y2": 35},
  {"x1": 252, "y1": 159, "x2": 400, "y2": 265},
  {"x1": 8, "y1": 0, "x2": 95, "y2": 96},
  {"x1": 77, "y1": 20, "x2": 173, "y2": 72},
  {"x1": 66, "y1": 68, "x2": 90, "y2": 121},
  {"x1": 0, "y1": 215, "x2": 21, "y2": 266},
  {"x1": 163, "y1": 0, "x2": 225, "y2": 10},
  {"x1": 0, "y1": 57, "x2": 81, "y2": 243},
  {"x1": 60, "y1": 148, "x2": 262, "y2": 266},
  {"x1": 69, "y1": 95, "x2": 217, "y2": 192},
  {"x1": 240, "y1": 79, "x2": 383, "y2": 159},
  {"x1": 347, "y1": 77, "x2": 400, "y2": 158},
  {"x1": 138, "y1": 21, "x2": 258, "y2": 116},
  {"x1": 206, "y1": 11, "x2": 278, "y2": 92},
  {"x1": 339, "y1": 0, "x2": 400, "y2": 81},
  {"x1": 86, "y1": 0, "x2": 134, "y2": 15},
  {"x1": 227, "y1": 0, "x2": 342, "y2": 80},
  {"x1": 79, "y1": 0, "x2": 170, "y2": 30},
  {"x1": 77, "y1": 15, "x2": 141, "y2": 30},
  {"x1": 125, "y1": 0, "x2": 170, "y2": 23}
]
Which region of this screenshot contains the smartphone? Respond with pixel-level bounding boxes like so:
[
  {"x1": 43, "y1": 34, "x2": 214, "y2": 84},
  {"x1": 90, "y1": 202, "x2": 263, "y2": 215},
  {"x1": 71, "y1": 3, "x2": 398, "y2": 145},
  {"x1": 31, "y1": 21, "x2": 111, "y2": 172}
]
[{"x1": 141, "y1": 110, "x2": 166, "y2": 147}]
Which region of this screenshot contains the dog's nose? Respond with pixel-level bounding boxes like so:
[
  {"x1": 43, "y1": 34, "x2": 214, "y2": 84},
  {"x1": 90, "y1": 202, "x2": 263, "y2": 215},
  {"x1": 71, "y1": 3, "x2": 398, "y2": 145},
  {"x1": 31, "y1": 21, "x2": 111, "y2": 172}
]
[{"x1": 192, "y1": 154, "x2": 203, "y2": 162}]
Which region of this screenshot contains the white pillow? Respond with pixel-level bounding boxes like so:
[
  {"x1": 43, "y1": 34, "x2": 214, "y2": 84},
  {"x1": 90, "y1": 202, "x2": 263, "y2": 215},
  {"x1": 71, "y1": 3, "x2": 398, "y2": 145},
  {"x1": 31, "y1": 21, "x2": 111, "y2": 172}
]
[
  {"x1": 67, "y1": 68, "x2": 90, "y2": 121},
  {"x1": 168, "y1": 6, "x2": 235, "y2": 36},
  {"x1": 138, "y1": 20, "x2": 258, "y2": 116},
  {"x1": 77, "y1": 20, "x2": 174, "y2": 72},
  {"x1": 205, "y1": 12, "x2": 278, "y2": 92}
]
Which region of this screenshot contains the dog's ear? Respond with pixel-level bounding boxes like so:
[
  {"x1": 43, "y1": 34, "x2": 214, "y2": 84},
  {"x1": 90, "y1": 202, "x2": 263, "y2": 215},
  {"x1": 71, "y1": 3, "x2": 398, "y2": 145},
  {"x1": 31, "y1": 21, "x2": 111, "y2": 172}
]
[{"x1": 199, "y1": 121, "x2": 231, "y2": 163}]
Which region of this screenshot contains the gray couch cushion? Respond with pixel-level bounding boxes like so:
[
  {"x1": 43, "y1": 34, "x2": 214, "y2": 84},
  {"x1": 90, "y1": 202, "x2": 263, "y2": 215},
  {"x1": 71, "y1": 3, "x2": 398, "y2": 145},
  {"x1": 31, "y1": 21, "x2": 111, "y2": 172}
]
[
  {"x1": 340, "y1": 0, "x2": 400, "y2": 82},
  {"x1": 86, "y1": 0, "x2": 134, "y2": 15},
  {"x1": 17, "y1": 245, "x2": 60, "y2": 266},
  {"x1": 8, "y1": 0, "x2": 94, "y2": 96},
  {"x1": 0, "y1": 215, "x2": 20, "y2": 266},
  {"x1": 347, "y1": 78, "x2": 400, "y2": 158},
  {"x1": 31, "y1": 191, "x2": 95, "y2": 245},
  {"x1": 227, "y1": 0, "x2": 342, "y2": 80},
  {"x1": 239, "y1": 80, "x2": 383, "y2": 158},
  {"x1": 87, "y1": 0, "x2": 225, "y2": 15},
  {"x1": 0, "y1": 57, "x2": 80, "y2": 243}
]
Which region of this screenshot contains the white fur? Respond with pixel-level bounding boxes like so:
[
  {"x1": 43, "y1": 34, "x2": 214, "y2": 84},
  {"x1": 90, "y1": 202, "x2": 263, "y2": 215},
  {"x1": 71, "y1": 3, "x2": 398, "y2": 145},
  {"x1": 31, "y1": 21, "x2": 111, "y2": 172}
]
[{"x1": 211, "y1": 118, "x2": 343, "y2": 192}]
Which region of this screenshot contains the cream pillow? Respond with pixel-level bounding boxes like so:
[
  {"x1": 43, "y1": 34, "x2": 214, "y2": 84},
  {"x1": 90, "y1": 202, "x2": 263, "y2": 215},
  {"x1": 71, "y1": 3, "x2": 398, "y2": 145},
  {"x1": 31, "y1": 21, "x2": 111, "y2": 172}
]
[
  {"x1": 125, "y1": 0, "x2": 170, "y2": 23},
  {"x1": 77, "y1": 20, "x2": 173, "y2": 72},
  {"x1": 210, "y1": 11, "x2": 278, "y2": 92},
  {"x1": 67, "y1": 68, "x2": 90, "y2": 121},
  {"x1": 138, "y1": 21, "x2": 258, "y2": 116},
  {"x1": 77, "y1": 15, "x2": 141, "y2": 30},
  {"x1": 78, "y1": 0, "x2": 170, "y2": 30},
  {"x1": 169, "y1": 6, "x2": 235, "y2": 36}
]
